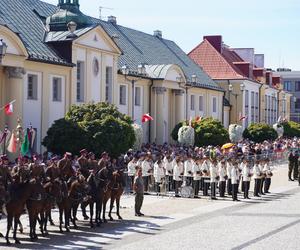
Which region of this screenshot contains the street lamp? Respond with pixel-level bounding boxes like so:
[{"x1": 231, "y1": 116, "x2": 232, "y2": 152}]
[{"x1": 0, "y1": 39, "x2": 8, "y2": 64}]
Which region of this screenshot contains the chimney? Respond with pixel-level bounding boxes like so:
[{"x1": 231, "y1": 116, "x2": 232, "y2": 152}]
[
  {"x1": 153, "y1": 30, "x2": 162, "y2": 39},
  {"x1": 108, "y1": 16, "x2": 117, "y2": 25},
  {"x1": 204, "y1": 35, "x2": 222, "y2": 53}
]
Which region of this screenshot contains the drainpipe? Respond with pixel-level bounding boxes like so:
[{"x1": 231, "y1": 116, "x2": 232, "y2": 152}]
[
  {"x1": 148, "y1": 79, "x2": 154, "y2": 143},
  {"x1": 227, "y1": 80, "x2": 231, "y2": 125},
  {"x1": 259, "y1": 83, "x2": 263, "y2": 123}
]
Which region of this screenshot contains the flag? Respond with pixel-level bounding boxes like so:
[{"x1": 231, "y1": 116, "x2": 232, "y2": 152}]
[
  {"x1": 7, "y1": 133, "x2": 17, "y2": 153},
  {"x1": 195, "y1": 116, "x2": 202, "y2": 123},
  {"x1": 21, "y1": 130, "x2": 29, "y2": 156},
  {"x1": 4, "y1": 102, "x2": 13, "y2": 115},
  {"x1": 239, "y1": 112, "x2": 247, "y2": 121},
  {"x1": 142, "y1": 113, "x2": 154, "y2": 123}
]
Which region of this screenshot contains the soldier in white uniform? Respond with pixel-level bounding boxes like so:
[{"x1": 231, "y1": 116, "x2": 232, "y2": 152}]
[
  {"x1": 210, "y1": 159, "x2": 218, "y2": 200},
  {"x1": 259, "y1": 159, "x2": 266, "y2": 195},
  {"x1": 253, "y1": 160, "x2": 262, "y2": 197},
  {"x1": 231, "y1": 162, "x2": 240, "y2": 201},
  {"x1": 263, "y1": 158, "x2": 273, "y2": 193},
  {"x1": 163, "y1": 155, "x2": 174, "y2": 191},
  {"x1": 153, "y1": 156, "x2": 165, "y2": 195},
  {"x1": 184, "y1": 155, "x2": 193, "y2": 186},
  {"x1": 127, "y1": 156, "x2": 138, "y2": 192},
  {"x1": 173, "y1": 156, "x2": 184, "y2": 197},
  {"x1": 218, "y1": 159, "x2": 227, "y2": 197},
  {"x1": 192, "y1": 157, "x2": 202, "y2": 198},
  {"x1": 201, "y1": 156, "x2": 210, "y2": 196},
  {"x1": 241, "y1": 159, "x2": 251, "y2": 199},
  {"x1": 226, "y1": 159, "x2": 234, "y2": 196},
  {"x1": 141, "y1": 154, "x2": 153, "y2": 193}
]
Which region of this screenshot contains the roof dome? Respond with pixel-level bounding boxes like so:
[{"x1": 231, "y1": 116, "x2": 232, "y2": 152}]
[{"x1": 46, "y1": 0, "x2": 92, "y2": 32}]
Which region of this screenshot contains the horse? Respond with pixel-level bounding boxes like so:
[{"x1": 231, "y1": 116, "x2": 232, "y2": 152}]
[
  {"x1": 108, "y1": 170, "x2": 125, "y2": 221},
  {"x1": 5, "y1": 180, "x2": 36, "y2": 245},
  {"x1": 56, "y1": 179, "x2": 71, "y2": 233},
  {"x1": 26, "y1": 179, "x2": 47, "y2": 240}
]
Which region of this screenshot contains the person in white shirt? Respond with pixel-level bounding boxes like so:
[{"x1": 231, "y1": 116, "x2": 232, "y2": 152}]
[
  {"x1": 192, "y1": 158, "x2": 202, "y2": 198},
  {"x1": 226, "y1": 159, "x2": 234, "y2": 195},
  {"x1": 241, "y1": 158, "x2": 251, "y2": 199},
  {"x1": 173, "y1": 156, "x2": 184, "y2": 197},
  {"x1": 141, "y1": 154, "x2": 153, "y2": 193},
  {"x1": 210, "y1": 159, "x2": 218, "y2": 200},
  {"x1": 184, "y1": 155, "x2": 193, "y2": 186},
  {"x1": 218, "y1": 159, "x2": 227, "y2": 198},
  {"x1": 201, "y1": 156, "x2": 210, "y2": 196},
  {"x1": 253, "y1": 160, "x2": 262, "y2": 197},
  {"x1": 231, "y1": 162, "x2": 240, "y2": 201},
  {"x1": 263, "y1": 158, "x2": 273, "y2": 193},
  {"x1": 259, "y1": 160, "x2": 266, "y2": 195},
  {"x1": 153, "y1": 156, "x2": 165, "y2": 195},
  {"x1": 163, "y1": 155, "x2": 174, "y2": 191},
  {"x1": 127, "y1": 156, "x2": 138, "y2": 192}
]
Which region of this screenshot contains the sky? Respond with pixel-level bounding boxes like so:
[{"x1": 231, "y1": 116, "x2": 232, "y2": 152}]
[{"x1": 43, "y1": 0, "x2": 300, "y2": 70}]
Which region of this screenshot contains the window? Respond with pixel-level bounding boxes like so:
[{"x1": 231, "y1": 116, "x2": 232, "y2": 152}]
[
  {"x1": 76, "y1": 61, "x2": 84, "y2": 102},
  {"x1": 199, "y1": 95, "x2": 204, "y2": 112},
  {"x1": 135, "y1": 86, "x2": 141, "y2": 106},
  {"x1": 251, "y1": 91, "x2": 254, "y2": 123},
  {"x1": 245, "y1": 90, "x2": 249, "y2": 127},
  {"x1": 255, "y1": 92, "x2": 259, "y2": 122},
  {"x1": 27, "y1": 74, "x2": 38, "y2": 100},
  {"x1": 295, "y1": 81, "x2": 300, "y2": 92},
  {"x1": 264, "y1": 95, "x2": 267, "y2": 123},
  {"x1": 212, "y1": 97, "x2": 217, "y2": 113},
  {"x1": 190, "y1": 95, "x2": 195, "y2": 111},
  {"x1": 284, "y1": 81, "x2": 292, "y2": 92},
  {"x1": 106, "y1": 66, "x2": 113, "y2": 103},
  {"x1": 295, "y1": 99, "x2": 300, "y2": 109},
  {"x1": 119, "y1": 85, "x2": 126, "y2": 105},
  {"x1": 52, "y1": 77, "x2": 62, "y2": 102}
]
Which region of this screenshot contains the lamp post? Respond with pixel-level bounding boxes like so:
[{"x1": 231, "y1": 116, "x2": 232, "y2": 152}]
[
  {"x1": 121, "y1": 64, "x2": 146, "y2": 121},
  {"x1": 177, "y1": 75, "x2": 197, "y2": 121},
  {"x1": 229, "y1": 83, "x2": 245, "y2": 123},
  {"x1": 0, "y1": 39, "x2": 8, "y2": 64}
]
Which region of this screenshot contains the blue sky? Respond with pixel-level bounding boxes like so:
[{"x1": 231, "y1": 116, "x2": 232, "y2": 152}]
[{"x1": 43, "y1": 0, "x2": 300, "y2": 70}]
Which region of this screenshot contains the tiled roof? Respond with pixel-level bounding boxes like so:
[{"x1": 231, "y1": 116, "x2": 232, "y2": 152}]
[
  {"x1": 188, "y1": 39, "x2": 247, "y2": 80},
  {"x1": 0, "y1": 0, "x2": 222, "y2": 91}
]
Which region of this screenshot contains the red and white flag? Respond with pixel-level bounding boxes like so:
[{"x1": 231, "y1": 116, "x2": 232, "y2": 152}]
[
  {"x1": 239, "y1": 113, "x2": 247, "y2": 121},
  {"x1": 4, "y1": 101, "x2": 15, "y2": 115},
  {"x1": 142, "y1": 113, "x2": 154, "y2": 123},
  {"x1": 7, "y1": 133, "x2": 17, "y2": 153}
]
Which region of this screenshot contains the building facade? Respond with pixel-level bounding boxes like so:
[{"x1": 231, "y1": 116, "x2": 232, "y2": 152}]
[{"x1": 0, "y1": 0, "x2": 224, "y2": 155}]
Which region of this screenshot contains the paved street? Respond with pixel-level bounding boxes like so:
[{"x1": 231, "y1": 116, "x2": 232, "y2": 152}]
[{"x1": 0, "y1": 164, "x2": 299, "y2": 250}]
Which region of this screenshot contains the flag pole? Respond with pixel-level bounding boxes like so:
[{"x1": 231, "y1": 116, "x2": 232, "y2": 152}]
[{"x1": 0, "y1": 100, "x2": 16, "y2": 111}]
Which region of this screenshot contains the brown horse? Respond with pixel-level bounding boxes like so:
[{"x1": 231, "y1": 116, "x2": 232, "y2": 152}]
[
  {"x1": 26, "y1": 180, "x2": 46, "y2": 240},
  {"x1": 102, "y1": 171, "x2": 124, "y2": 223},
  {"x1": 5, "y1": 180, "x2": 35, "y2": 245},
  {"x1": 108, "y1": 170, "x2": 125, "y2": 221}
]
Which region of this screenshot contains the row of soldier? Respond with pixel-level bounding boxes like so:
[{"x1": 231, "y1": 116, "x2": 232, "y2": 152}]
[{"x1": 127, "y1": 153, "x2": 273, "y2": 201}]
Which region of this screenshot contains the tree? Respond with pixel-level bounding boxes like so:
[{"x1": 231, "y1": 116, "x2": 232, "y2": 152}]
[
  {"x1": 43, "y1": 103, "x2": 135, "y2": 157},
  {"x1": 243, "y1": 123, "x2": 278, "y2": 143},
  {"x1": 282, "y1": 121, "x2": 300, "y2": 138},
  {"x1": 194, "y1": 118, "x2": 229, "y2": 147}
]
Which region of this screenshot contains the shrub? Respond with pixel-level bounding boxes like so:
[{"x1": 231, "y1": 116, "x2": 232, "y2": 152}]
[
  {"x1": 43, "y1": 103, "x2": 135, "y2": 157},
  {"x1": 194, "y1": 117, "x2": 229, "y2": 147},
  {"x1": 243, "y1": 123, "x2": 277, "y2": 143},
  {"x1": 282, "y1": 121, "x2": 300, "y2": 138}
]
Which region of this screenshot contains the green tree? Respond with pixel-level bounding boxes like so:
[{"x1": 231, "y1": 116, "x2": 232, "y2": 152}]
[
  {"x1": 43, "y1": 103, "x2": 135, "y2": 157},
  {"x1": 282, "y1": 121, "x2": 300, "y2": 138},
  {"x1": 243, "y1": 123, "x2": 278, "y2": 143}
]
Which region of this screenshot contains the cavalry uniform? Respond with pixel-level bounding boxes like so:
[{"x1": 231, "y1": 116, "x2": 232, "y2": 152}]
[
  {"x1": 12, "y1": 164, "x2": 30, "y2": 184},
  {"x1": 78, "y1": 155, "x2": 89, "y2": 178},
  {"x1": 218, "y1": 161, "x2": 227, "y2": 197},
  {"x1": 0, "y1": 159, "x2": 12, "y2": 190},
  {"x1": 45, "y1": 163, "x2": 61, "y2": 181},
  {"x1": 29, "y1": 162, "x2": 45, "y2": 182},
  {"x1": 57, "y1": 157, "x2": 74, "y2": 181}
]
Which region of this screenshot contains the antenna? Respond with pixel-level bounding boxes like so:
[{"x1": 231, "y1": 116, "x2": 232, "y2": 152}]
[{"x1": 99, "y1": 6, "x2": 114, "y2": 20}]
